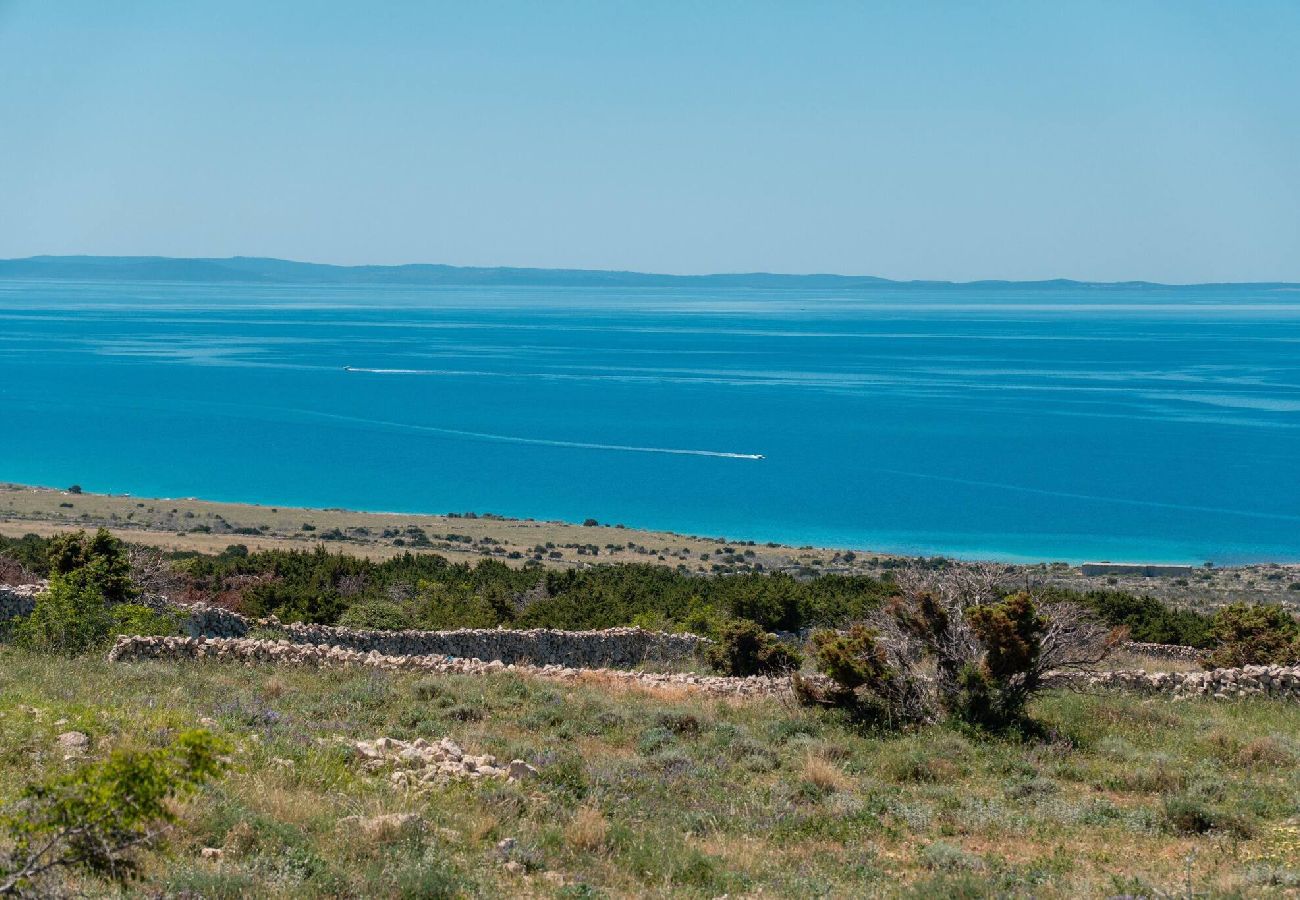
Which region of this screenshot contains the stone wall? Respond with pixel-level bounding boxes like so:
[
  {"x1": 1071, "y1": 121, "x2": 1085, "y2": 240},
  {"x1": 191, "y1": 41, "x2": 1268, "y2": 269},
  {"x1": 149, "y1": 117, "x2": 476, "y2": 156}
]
[
  {"x1": 4, "y1": 587, "x2": 707, "y2": 669},
  {"x1": 1052, "y1": 664, "x2": 1300, "y2": 700},
  {"x1": 0, "y1": 583, "x2": 43, "y2": 623},
  {"x1": 106, "y1": 635, "x2": 782, "y2": 698},
  {"x1": 105, "y1": 634, "x2": 1300, "y2": 704},
  {"x1": 272, "y1": 621, "x2": 708, "y2": 668},
  {"x1": 1119, "y1": 641, "x2": 1206, "y2": 662},
  {"x1": 181, "y1": 604, "x2": 251, "y2": 639}
]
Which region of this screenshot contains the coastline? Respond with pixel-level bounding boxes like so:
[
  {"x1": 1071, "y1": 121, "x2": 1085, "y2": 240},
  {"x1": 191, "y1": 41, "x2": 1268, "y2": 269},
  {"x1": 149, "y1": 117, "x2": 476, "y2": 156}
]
[{"x1": 2, "y1": 481, "x2": 1298, "y2": 614}]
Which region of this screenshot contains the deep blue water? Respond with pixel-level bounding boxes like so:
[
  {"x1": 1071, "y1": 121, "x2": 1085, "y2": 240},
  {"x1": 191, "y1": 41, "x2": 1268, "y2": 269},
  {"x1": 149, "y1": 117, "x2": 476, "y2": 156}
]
[{"x1": 2, "y1": 278, "x2": 1299, "y2": 564}]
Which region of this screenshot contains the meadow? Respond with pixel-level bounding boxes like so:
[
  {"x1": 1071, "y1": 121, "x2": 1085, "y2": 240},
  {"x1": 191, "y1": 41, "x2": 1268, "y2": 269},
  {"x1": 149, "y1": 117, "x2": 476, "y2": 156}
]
[{"x1": 3, "y1": 647, "x2": 1299, "y2": 898}]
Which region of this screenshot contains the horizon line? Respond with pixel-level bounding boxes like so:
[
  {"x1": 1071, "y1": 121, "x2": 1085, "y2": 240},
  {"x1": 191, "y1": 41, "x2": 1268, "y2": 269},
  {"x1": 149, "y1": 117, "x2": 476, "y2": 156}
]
[{"x1": 2, "y1": 253, "x2": 1299, "y2": 289}]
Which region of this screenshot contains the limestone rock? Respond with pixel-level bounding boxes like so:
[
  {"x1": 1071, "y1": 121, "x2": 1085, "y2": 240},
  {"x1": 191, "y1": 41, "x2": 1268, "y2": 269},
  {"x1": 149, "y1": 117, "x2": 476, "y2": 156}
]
[{"x1": 56, "y1": 731, "x2": 89, "y2": 757}]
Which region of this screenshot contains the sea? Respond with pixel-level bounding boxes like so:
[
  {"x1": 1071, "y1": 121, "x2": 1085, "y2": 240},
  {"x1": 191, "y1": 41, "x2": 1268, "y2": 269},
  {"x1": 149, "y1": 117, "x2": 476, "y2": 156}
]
[{"x1": 2, "y1": 277, "x2": 1299, "y2": 564}]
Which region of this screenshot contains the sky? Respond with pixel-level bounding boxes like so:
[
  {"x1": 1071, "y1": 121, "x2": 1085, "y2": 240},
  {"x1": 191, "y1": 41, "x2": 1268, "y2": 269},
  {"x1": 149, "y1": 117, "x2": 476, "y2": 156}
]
[{"x1": 1, "y1": 2, "x2": 1298, "y2": 283}]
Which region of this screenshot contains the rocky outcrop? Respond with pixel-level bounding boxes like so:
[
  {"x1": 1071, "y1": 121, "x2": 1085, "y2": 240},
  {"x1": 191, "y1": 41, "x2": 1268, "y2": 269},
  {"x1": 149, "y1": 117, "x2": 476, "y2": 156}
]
[
  {"x1": 352, "y1": 736, "x2": 538, "y2": 787},
  {"x1": 1051, "y1": 664, "x2": 1300, "y2": 700},
  {"x1": 105, "y1": 634, "x2": 787, "y2": 698}
]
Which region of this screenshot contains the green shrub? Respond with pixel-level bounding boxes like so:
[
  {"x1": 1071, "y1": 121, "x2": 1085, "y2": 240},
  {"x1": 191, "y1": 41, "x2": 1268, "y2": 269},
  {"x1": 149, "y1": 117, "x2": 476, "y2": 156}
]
[
  {"x1": 13, "y1": 573, "x2": 112, "y2": 654},
  {"x1": 11, "y1": 530, "x2": 154, "y2": 653},
  {"x1": 109, "y1": 604, "x2": 183, "y2": 638},
  {"x1": 0, "y1": 729, "x2": 228, "y2": 895},
  {"x1": 1069, "y1": 588, "x2": 1211, "y2": 647},
  {"x1": 337, "y1": 599, "x2": 414, "y2": 631},
  {"x1": 1161, "y1": 795, "x2": 1254, "y2": 838},
  {"x1": 413, "y1": 581, "x2": 499, "y2": 630},
  {"x1": 956, "y1": 593, "x2": 1048, "y2": 728},
  {"x1": 46, "y1": 529, "x2": 137, "y2": 606},
  {"x1": 804, "y1": 624, "x2": 929, "y2": 726},
  {"x1": 1204, "y1": 604, "x2": 1300, "y2": 668},
  {"x1": 705, "y1": 619, "x2": 802, "y2": 676}
]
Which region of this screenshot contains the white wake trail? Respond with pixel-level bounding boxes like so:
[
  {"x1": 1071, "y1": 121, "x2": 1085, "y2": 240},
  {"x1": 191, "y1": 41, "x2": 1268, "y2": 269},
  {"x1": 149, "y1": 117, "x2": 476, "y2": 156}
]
[{"x1": 290, "y1": 408, "x2": 764, "y2": 460}]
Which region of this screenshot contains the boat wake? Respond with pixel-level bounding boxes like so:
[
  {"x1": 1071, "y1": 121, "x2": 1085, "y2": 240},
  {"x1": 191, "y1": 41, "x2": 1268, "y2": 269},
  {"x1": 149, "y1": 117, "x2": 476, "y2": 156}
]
[{"x1": 294, "y1": 405, "x2": 764, "y2": 460}]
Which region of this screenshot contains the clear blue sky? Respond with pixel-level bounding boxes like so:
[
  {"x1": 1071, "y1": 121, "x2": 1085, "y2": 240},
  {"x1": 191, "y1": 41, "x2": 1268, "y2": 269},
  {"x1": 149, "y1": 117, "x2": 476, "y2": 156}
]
[{"x1": 2, "y1": 2, "x2": 1297, "y2": 282}]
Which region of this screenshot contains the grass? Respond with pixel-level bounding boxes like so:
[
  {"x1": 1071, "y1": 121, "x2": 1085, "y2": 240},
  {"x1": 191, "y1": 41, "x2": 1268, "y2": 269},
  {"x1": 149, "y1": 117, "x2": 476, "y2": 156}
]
[{"x1": 2, "y1": 645, "x2": 1300, "y2": 897}]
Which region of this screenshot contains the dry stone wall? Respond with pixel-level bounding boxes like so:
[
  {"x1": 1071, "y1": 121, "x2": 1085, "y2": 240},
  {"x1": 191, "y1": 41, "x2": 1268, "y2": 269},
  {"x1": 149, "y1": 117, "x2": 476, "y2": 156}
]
[
  {"x1": 1119, "y1": 641, "x2": 1206, "y2": 662},
  {"x1": 106, "y1": 635, "x2": 1300, "y2": 704},
  {"x1": 106, "y1": 635, "x2": 784, "y2": 698},
  {"x1": 0, "y1": 583, "x2": 42, "y2": 622},
  {"x1": 274, "y1": 621, "x2": 708, "y2": 668},
  {"x1": 4, "y1": 589, "x2": 707, "y2": 669},
  {"x1": 1052, "y1": 664, "x2": 1300, "y2": 700},
  {"x1": 181, "y1": 604, "x2": 251, "y2": 639}
]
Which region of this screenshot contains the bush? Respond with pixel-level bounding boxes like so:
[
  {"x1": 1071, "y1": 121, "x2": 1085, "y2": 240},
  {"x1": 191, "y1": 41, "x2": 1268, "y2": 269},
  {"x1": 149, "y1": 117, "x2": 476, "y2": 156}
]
[
  {"x1": 413, "y1": 582, "x2": 499, "y2": 630},
  {"x1": 801, "y1": 567, "x2": 1119, "y2": 731},
  {"x1": 337, "y1": 599, "x2": 415, "y2": 631},
  {"x1": 11, "y1": 530, "x2": 146, "y2": 653},
  {"x1": 1069, "y1": 588, "x2": 1210, "y2": 647},
  {"x1": 1161, "y1": 795, "x2": 1253, "y2": 838},
  {"x1": 705, "y1": 619, "x2": 802, "y2": 676},
  {"x1": 109, "y1": 604, "x2": 184, "y2": 638},
  {"x1": 13, "y1": 573, "x2": 112, "y2": 654},
  {"x1": 0, "y1": 730, "x2": 228, "y2": 895},
  {"x1": 1203, "y1": 604, "x2": 1300, "y2": 668},
  {"x1": 1203, "y1": 603, "x2": 1300, "y2": 669},
  {"x1": 954, "y1": 592, "x2": 1048, "y2": 728},
  {"x1": 46, "y1": 529, "x2": 137, "y2": 606}
]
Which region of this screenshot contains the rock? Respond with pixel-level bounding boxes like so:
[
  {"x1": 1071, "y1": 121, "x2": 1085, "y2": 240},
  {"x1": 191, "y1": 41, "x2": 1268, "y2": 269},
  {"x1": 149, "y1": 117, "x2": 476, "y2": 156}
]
[
  {"x1": 56, "y1": 731, "x2": 89, "y2": 756},
  {"x1": 508, "y1": 759, "x2": 538, "y2": 781},
  {"x1": 200, "y1": 847, "x2": 224, "y2": 861}
]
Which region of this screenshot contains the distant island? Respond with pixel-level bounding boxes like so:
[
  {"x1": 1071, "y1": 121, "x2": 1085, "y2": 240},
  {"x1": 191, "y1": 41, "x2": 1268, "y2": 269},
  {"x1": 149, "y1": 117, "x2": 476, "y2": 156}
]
[{"x1": 2, "y1": 254, "x2": 1296, "y2": 291}]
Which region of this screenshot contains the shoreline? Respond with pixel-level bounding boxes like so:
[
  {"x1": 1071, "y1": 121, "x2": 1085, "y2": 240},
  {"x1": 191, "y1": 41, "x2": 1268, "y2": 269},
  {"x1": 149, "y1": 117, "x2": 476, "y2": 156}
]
[{"x1": 2, "y1": 481, "x2": 1299, "y2": 613}]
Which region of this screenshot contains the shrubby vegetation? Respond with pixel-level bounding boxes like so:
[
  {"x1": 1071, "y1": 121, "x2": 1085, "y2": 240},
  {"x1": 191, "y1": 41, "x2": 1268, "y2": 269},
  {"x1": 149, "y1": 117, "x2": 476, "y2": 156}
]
[
  {"x1": 1057, "y1": 588, "x2": 1212, "y2": 647},
  {"x1": 1203, "y1": 603, "x2": 1300, "y2": 668},
  {"x1": 2, "y1": 532, "x2": 1298, "y2": 673},
  {"x1": 704, "y1": 619, "x2": 802, "y2": 676},
  {"x1": 1, "y1": 729, "x2": 227, "y2": 897},
  {"x1": 105, "y1": 542, "x2": 898, "y2": 636},
  {"x1": 9, "y1": 530, "x2": 178, "y2": 654},
  {"x1": 800, "y1": 567, "x2": 1120, "y2": 731}
]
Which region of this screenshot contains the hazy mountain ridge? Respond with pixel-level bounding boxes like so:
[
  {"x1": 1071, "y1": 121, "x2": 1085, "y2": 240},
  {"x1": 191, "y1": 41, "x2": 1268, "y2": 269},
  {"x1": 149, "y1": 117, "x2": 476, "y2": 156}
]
[{"x1": 2, "y1": 255, "x2": 1294, "y2": 290}]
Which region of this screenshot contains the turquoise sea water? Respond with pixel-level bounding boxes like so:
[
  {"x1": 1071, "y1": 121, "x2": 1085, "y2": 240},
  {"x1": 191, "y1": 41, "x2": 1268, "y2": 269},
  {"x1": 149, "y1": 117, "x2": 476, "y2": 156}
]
[{"x1": 2, "y1": 278, "x2": 1299, "y2": 564}]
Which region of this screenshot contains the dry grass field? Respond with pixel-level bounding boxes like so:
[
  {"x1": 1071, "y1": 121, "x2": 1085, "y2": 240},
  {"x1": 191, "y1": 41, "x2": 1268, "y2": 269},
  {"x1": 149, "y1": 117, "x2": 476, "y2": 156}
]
[{"x1": 0, "y1": 482, "x2": 880, "y2": 575}]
